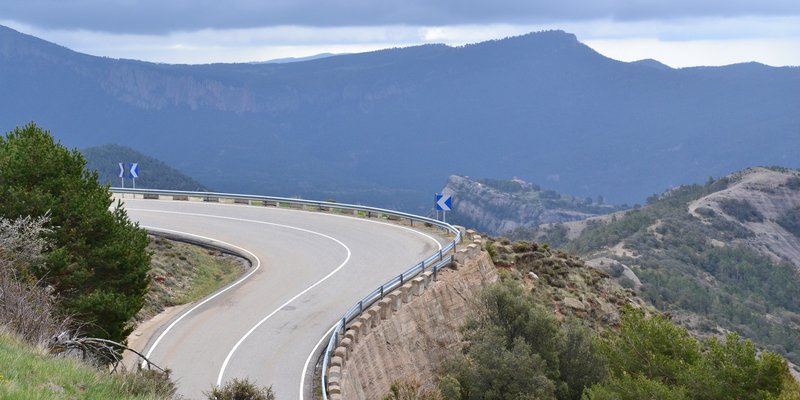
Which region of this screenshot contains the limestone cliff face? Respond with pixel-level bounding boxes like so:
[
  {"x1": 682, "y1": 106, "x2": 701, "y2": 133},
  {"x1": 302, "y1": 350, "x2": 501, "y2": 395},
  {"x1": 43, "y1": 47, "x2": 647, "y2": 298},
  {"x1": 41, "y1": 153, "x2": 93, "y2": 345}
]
[
  {"x1": 340, "y1": 252, "x2": 498, "y2": 399},
  {"x1": 100, "y1": 65, "x2": 257, "y2": 112}
]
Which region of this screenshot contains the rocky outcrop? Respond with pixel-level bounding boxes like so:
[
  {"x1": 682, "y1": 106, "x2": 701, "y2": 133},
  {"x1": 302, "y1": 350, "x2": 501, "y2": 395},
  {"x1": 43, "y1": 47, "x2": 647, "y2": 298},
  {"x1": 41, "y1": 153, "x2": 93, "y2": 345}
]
[
  {"x1": 442, "y1": 175, "x2": 618, "y2": 236},
  {"x1": 688, "y1": 167, "x2": 800, "y2": 267}
]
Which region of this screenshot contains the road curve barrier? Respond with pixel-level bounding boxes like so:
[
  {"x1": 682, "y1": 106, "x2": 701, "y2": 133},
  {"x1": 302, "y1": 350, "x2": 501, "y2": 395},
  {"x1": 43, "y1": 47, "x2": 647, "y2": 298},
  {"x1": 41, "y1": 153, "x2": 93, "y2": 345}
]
[{"x1": 109, "y1": 188, "x2": 462, "y2": 399}]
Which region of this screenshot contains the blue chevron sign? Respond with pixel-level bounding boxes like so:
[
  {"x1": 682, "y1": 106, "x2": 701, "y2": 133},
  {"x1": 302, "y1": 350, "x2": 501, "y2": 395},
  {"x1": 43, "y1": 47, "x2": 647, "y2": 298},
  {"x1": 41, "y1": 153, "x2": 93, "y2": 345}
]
[{"x1": 435, "y1": 194, "x2": 452, "y2": 211}]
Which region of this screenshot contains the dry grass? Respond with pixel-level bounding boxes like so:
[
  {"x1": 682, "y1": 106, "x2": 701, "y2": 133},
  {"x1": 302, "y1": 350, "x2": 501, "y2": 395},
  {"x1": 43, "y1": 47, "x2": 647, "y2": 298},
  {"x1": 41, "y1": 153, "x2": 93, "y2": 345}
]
[{"x1": 136, "y1": 236, "x2": 247, "y2": 321}]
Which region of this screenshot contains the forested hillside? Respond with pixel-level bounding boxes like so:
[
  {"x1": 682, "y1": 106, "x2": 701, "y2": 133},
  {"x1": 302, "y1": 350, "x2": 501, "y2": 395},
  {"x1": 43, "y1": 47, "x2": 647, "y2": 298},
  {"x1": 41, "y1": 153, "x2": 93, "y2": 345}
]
[
  {"x1": 83, "y1": 144, "x2": 209, "y2": 191},
  {"x1": 555, "y1": 167, "x2": 800, "y2": 366}
]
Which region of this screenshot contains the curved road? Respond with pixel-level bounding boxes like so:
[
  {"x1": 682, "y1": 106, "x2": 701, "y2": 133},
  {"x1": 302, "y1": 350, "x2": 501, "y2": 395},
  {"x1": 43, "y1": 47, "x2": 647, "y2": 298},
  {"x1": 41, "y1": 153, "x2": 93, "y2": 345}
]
[{"x1": 121, "y1": 197, "x2": 449, "y2": 399}]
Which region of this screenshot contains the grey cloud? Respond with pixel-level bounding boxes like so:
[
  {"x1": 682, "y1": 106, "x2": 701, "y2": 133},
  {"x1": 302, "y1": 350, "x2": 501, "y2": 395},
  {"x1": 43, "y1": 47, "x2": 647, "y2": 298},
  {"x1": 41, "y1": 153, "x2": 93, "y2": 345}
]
[{"x1": 2, "y1": 0, "x2": 799, "y2": 34}]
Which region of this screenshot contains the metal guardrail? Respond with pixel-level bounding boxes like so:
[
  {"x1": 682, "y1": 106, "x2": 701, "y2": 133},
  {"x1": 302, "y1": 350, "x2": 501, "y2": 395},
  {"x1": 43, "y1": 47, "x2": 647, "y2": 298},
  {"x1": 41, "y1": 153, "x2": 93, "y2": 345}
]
[{"x1": 110, "y1": 188, "x2": 461, "y2": 399}]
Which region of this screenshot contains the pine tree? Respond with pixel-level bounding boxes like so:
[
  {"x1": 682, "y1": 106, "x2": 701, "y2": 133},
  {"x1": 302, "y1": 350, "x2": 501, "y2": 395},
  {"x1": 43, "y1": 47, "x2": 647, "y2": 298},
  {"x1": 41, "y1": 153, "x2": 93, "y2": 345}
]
[{"x1": 0, "y1": 123, "x2": 150, "y2": 342}]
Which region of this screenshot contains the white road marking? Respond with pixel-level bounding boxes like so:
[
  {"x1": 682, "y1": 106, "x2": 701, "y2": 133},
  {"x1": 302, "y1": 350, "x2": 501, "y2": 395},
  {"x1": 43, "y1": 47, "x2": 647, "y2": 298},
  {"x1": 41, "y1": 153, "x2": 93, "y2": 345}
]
[
  {"x1": 137, "y1": 226, "x2": 262, "y2": 365},
  {"x1": 216, "y1": 233, "x2": 351, "y2": 387},
  {"x1": 295, "y1": 220, "x2": 444, "y2": 399},
  {"x1": 125, "y1": 201, "x2": 449, "y2": 398},
  {"x1": 123, "y1": 197, "x2": 450, "y2": 250},
  {"x1": 127, "y1": 208, "x2": 353, "y2": 366},
  {"x1": 299, "y1": 323, "x2": 338, "y2": 400}
]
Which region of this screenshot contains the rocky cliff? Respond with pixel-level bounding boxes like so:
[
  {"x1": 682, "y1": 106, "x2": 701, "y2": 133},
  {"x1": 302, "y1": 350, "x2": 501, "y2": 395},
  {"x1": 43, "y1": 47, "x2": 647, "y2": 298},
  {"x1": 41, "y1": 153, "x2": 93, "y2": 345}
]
[{"x1": 441, "y1": 175, "x2": 621, "y2": 236}]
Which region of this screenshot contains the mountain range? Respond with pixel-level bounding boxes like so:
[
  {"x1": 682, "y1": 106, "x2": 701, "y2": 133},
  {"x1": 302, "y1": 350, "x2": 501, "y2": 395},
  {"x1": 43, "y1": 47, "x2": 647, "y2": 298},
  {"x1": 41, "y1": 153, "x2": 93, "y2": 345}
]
[{"x1": 1, "y1": 25, "x2": 798, "y2": 213}]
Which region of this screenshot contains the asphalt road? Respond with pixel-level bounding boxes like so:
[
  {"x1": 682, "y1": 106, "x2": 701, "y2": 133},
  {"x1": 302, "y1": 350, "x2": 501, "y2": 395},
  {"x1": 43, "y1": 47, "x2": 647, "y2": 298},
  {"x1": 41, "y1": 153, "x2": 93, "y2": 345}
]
[{"x1": 121, "y1": 198, "x2": 449, "y2": 400}]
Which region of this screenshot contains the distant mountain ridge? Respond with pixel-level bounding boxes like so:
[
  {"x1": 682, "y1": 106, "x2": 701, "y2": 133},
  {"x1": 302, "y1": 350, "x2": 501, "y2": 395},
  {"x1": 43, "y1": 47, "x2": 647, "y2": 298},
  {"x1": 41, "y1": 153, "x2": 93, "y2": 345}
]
[
  {"x1": 257, "y1": 53, "x2": 339, "y2": 64},
  {"x1": 1, "y1": 25, "x2": 798, "y2": 212}
]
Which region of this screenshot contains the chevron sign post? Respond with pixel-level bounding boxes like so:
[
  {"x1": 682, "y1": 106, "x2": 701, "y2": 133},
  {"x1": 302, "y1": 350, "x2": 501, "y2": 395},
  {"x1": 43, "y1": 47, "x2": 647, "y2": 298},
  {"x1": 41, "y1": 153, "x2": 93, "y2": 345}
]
[
  {"x1": 435, "y1": 193, "x2": 452, "y2": 222},
  {"x1": 129, "y1": 163, "x2": 139, "y2": 189},
  {"x1": 118, "y1": 162, "x2": 125, "y2": 188}
]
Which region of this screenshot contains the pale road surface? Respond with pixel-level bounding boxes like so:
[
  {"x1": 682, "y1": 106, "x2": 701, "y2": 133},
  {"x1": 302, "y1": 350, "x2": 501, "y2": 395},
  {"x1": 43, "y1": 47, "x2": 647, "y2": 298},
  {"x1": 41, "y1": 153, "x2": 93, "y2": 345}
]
[{"x1": 120, "y1": 198, "x2": 449, "y2": 400}]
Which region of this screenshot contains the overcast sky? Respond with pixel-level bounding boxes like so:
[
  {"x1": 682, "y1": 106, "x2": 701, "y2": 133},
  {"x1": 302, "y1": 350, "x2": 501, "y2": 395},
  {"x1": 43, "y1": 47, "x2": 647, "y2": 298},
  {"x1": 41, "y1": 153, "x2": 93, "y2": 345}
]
[{"x1": 2, "y1": 1, "x2": 799, "y2": 67}]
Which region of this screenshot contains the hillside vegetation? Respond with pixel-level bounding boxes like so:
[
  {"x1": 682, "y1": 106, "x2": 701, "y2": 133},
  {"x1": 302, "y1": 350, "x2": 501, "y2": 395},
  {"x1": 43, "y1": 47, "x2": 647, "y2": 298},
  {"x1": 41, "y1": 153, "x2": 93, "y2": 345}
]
[
  {"x1": 562, "y1": 167, "x2": 800, "y2": 365},
  {"x1": 387, "y1": 240, "x2": 800, "y2": 399},
  {"x1": 83, "y1": 144, "x2": 209, "y2": 191},
  {"x1": 443, "y1": 175, "x2": 623, "y2": 236}
]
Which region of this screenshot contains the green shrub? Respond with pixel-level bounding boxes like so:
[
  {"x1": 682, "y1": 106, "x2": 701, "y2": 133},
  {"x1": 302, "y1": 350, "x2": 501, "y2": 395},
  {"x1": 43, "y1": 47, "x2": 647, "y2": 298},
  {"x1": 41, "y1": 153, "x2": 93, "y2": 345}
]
[
  {"x1": 206, "y1": 378, "x2": 275, "y2": 400},
  {"x1": 384, "y1": 378, "x2": 443, "y2": 400},
  {"x1": 776, "y1": 207, "x2": 800, "y2": 238},
  {"x1": 591, "y1": 307, "x2": 793, "y2": 399},
  {"x1": 116, "y1": 368, "x2": 177, "y2": 398},
  {"x1": 485, "y1": 241, "x2": 499, "y2": 261},
  {"x1": 695, "y1": 207, "x2": 715, "y2": 218},
  {"x1": 609, "y1": 263, "x2": 624, "y2": 278},
  {"x1": 0, "y1": 216, "x2": 70, "y2": 344},
  {"x1": 718, "y1": 198, "x2": 764, "y2": 223},
  {"x1": 785, "y1": 176, "x2": 800, "y2": 189},
  {"x1": 512, "y1": 241, "x2": 532, "y2": 253},
  {"x1": 583, "y1": 375, "x2": 689, "y2": 400},
  {"x1": 619, "y1": 277, "x2": 636, "y2": 289}
]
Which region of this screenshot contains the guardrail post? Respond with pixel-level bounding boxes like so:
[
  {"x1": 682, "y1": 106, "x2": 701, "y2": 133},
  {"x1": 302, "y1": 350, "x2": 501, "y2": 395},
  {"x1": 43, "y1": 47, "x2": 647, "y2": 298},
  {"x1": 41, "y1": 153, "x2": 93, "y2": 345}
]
[
  {"x1": 380, "y1": 285, "x2": 384, "y2": 299},
  {"x1": 400, "y1": 274, "x2": 404, "y2": 285},
  {"x1": 358, "y1": 301, "x2": 363, "y2": 314}
]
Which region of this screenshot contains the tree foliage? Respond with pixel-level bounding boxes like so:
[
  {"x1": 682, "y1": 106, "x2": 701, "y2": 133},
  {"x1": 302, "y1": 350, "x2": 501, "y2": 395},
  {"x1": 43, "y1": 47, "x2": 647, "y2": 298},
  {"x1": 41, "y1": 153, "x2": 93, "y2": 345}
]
[
  {"x1": 441, "y1": 279, "x2": 604, "y2": 400},
  {"x1": 600, "y1": 307, "x2": 700, "y2": 386},
  {"x1": 587, "y1": 307, "x2": 795, "y2": 400},
  {"x1": 0, "y1": 123, "x2": 150, "y2": 342},
  {"x1": 437, "y1": 281, "x2": 798, "y2": 400}
]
